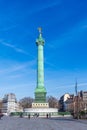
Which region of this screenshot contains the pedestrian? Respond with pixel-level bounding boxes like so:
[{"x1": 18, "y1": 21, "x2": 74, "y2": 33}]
[
  {"x1": 28, "y1": 114, "x2": 30, "y2": 119},
  {"x1": 46, "y1": 113, "x2": 48, "y2": 118},
  {"x1": 20, "y1": 112, "x2": 23, "y2": 118},
  {"x1": 35, "y1": 113, "x2": 39, "y2": 118},
  {"x1": 0, "y1": 109, "x2": 3, "y2": 119}
]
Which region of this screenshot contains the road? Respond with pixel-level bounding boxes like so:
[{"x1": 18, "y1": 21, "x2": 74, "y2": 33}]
[{"x1": 0, "y1": 116, "x2": 87, "y2": 130}]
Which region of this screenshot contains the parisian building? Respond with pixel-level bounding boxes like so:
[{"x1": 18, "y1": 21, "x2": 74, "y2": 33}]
[{"x1": 2, "y1": 93, "x2": 23, "y2": 114}]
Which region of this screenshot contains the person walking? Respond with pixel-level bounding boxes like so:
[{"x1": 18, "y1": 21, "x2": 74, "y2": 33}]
[{"x1": 28, "y1": 114, "x2": 30, "y2": 119}]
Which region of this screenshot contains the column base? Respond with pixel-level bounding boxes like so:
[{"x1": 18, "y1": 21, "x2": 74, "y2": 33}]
[{"x1": 32, "y1": 103, "x2": 49, "y2": 108}]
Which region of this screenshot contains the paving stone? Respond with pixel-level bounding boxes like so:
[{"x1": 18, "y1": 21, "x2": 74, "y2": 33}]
[{"x1": 0, "y1": 116, "x2": 87, "y2": 130}]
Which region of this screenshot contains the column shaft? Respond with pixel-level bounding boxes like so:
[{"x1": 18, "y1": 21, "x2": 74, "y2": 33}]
[{"x1": 37, "y1": 44, "x2": 44, "y2": 88}]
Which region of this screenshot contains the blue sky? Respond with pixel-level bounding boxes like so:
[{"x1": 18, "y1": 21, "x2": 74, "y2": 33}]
[{"x1": 0, "y1": 0, "x2": 87, "y2": 100}]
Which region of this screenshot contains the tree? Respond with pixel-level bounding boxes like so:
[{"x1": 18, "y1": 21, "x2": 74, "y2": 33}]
[
  {"x1": 19, "y1": 97, "x2": 34, "y2": 108},
  {"x1": 46, "y1": 96, "x2": 59, "y2": 108}
]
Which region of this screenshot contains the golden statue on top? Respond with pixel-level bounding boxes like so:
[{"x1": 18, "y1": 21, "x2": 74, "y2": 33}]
[{"x1": 38, "y1": 27, "x2": 42, "y2": 34}]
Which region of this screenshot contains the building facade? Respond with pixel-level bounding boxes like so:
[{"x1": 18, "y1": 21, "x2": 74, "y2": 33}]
[
  {"x1": 2, "y1": 93, "x2": 23, "y2": 114},
  {"x1": 59, "y1": 93, "x2": 75, "y2": 112}
]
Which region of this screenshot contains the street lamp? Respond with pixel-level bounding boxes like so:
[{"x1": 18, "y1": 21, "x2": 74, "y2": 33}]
[{"x1": 75, "y1": 80, "x2": 79, "y2": 119}]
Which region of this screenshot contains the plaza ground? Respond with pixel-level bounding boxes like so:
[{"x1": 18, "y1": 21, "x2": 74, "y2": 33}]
[{"x1": 0, "y1": 116, "x2": 87, "y2": 130}]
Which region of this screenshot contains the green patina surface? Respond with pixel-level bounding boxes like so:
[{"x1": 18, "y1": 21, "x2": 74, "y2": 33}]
[{"x1": 35, "y1": 29, "x2": 47, "y2": 103}]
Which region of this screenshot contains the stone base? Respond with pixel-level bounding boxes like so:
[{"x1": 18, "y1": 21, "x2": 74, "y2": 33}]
[
  {"x1": 32, "y1": 103, "x2": 49, "y2": 108},
  {"x1": 24, "y1": 108, "x2": 58, "y2": 116}
]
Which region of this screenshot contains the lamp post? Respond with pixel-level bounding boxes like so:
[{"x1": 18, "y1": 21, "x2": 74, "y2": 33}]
[{"x1": 75, "y1": 80, "x2": 79, "y2": 119}]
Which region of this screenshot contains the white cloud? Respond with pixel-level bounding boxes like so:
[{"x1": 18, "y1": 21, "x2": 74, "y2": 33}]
[
  {"x1": 0, "y1": 60, "x2": 36, "y2": 73},
  {"x1": 0, "y1": 40, "x2": 34, "y2": 57},
  {"x1": 15, "y1": 48, "x2": 29, "y2": 55},
  {"x1": 0, "y1": 60, "x2": 36, "y2": 99}
]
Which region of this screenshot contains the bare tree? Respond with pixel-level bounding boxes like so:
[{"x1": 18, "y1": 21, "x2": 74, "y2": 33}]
[
  {"x1": 19, "y1": 97, "x2": 34, "y2": 108},
  {"x1": 46, "y1": 96, "x2": 59, "y2": 108}
]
